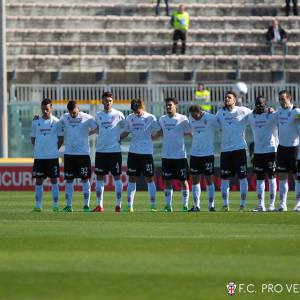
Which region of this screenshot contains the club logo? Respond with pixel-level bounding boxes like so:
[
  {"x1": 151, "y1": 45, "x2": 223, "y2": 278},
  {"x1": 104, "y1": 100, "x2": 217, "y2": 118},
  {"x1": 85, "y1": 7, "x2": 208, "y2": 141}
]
[{"x1": 226, "y1": 282, "x2": 237, "y2": 296}]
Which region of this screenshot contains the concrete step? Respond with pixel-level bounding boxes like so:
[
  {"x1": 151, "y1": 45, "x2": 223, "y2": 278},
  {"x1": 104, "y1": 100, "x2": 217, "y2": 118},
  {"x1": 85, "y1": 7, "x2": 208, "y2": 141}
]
[
  {"x1": 6, "y1": 15, "x2": 300, "y2": 30},
  {"x1": 8, "y1": 0, "x2": 285, "y2": 4},
  {"x1": 6, "y1": 28, "x2": 300, "y2": 43},
  {"x1": 6, "y1": 2, "x2": 286, "y2": 17},
  {"x1": 7, "y1": 54, "x2": 299, "y2": 72},
  {"x1": 6, "y1": 41, "x2": 300, "y2": 56}
]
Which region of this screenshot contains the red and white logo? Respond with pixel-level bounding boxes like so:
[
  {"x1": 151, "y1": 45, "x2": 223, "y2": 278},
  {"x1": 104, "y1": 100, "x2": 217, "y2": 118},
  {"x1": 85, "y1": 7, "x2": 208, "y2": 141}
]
[{"x1": 226, "y1": 282, "x2": 237, "y2": 296}]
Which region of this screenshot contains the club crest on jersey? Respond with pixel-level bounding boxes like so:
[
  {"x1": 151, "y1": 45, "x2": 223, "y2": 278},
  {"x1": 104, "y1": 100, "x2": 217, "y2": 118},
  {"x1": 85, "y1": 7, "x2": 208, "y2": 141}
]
[
  {"x1": 204, "y1": 120, "x2": 207, "y2": 125},
  {"x1": 288, "y1": 112, "x2": 291, "y2": 117}
]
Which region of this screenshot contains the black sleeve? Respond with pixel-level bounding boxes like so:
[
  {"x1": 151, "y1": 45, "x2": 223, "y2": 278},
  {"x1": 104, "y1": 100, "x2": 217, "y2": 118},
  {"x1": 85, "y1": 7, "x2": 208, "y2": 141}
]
[
  {"x1": 170, "y1": 15, "x2": 174, "y2": 27},
  {"x1": 266, "y1": 27, "x2": 273, "y2": 41},
  {"x1": 280, "y1": 27, "x2": 287, "y2": 39}
]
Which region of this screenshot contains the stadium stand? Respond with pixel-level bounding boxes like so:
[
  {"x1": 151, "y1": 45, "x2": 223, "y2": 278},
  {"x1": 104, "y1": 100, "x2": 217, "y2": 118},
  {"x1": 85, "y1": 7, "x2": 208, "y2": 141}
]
[{"x1": 5, "y1": 0, "x2": 300, "y2": 83}]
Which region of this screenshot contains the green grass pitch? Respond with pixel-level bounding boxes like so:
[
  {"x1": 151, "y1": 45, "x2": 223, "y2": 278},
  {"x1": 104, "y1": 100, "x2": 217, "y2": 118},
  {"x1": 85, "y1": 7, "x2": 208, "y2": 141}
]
[{"x1": 0, "y1": 191, "x2": 299, "y2": 300}]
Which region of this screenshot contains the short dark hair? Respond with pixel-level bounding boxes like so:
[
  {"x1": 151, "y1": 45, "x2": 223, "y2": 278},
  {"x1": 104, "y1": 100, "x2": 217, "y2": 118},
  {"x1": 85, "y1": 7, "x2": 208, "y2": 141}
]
[
  {"x1": 189, "y1": 105, "x2": 201, "y2": 113},
  {"x1": 165, "y1": 97, "x2": 178, "y2": 105},
  {"x1": 131, "y1": 99, "x2": 144, "y2": 111},
  {"x1": 255, "y1": 95, "x2": 266, "y2": 105},
  {"x1": 67, "y1": 100, "x2": 77, "y2": 111},
  {"x1": 225, "y1": 91, "x2": 237, "y2": 99},
  {"x1": 279, "y1": 90, "x2": 291, "y2": 98},
  {"x1": 102, "y1": 91, "x2": 113, "y2": 99},
  {"x1": 41, "y1": 98, "x2": 52, "y2": 106}
]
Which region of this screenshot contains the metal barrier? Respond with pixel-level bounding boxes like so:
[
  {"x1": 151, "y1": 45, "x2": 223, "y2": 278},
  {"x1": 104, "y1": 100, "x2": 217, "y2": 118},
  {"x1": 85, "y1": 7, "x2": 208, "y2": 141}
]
[
  {"x1": 8, "y1": 83, "x2": 300, "y2": 162},
  {"x1": 10, "y1": 82, "x2": 300, "y2": 105}
]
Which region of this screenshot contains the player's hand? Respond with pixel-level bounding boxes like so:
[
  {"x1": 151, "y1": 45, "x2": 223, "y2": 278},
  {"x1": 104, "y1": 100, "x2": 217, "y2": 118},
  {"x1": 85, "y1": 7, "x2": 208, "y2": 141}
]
[
  {"x1": 33, "y1": 114, "x2": 39, "y2": 120},
  {"x1": 89, "y1": 127, "x2": 99, "y2": 135}
]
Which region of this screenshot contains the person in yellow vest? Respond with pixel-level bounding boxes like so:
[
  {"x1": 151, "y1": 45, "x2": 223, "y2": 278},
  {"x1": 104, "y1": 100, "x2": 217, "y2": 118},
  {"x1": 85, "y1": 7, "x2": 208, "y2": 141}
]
[
  {"x1": 171, "y1": 4, "x2": 189, "y2": 54},
  {"x1": 194, "y1": 83, "x2": 212, "y2": 112}
]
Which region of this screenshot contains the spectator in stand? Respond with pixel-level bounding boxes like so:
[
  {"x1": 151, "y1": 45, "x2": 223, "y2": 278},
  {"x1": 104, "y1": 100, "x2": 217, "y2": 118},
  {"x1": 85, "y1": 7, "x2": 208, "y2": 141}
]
[
  {"x1": 156, "y1": 0, "x2": 169, "y2": 16},
  {"x1": 285, "y1": 0, "x2": 298, "y2": 16},
  {"x1": 171, "y1": 4, "x2": 189, "y2": 55},
  {"x1": 266, "y1": 19, "x2": 288, "y2": 55}
]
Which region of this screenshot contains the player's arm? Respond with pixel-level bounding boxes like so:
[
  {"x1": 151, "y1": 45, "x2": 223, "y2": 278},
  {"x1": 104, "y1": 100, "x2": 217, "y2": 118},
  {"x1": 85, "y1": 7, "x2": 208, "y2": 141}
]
[
  {"x1": 183, "y1": 118, "x2": 192, "y2": 136},
  {"x1": 215, "y1": 110, "x2": 222, "y2": 126},
  {"x1": 57, "y1": 136, "x2": 64, "y2": 149},
  {"x1": 150, "y1": 119, "x2": 162, "y2": 139},
  {"x1": 30, "y1": 121, "x2": 36, "y2": 146},
  {"x1": 268, "y1": 107, "x2": 275, "y2": 113},
  {"x1": 120, "y1": 118, "x2": 131, "y2": 140},
  {"x1": 120, "y1": 131, "x2": 130, "y2": 140},
  {"x1": 212, "y1": 115, "x2": 220, "y2": 129},
  {"x1": 89, "y1": 126, "x2": 99, "y2": 135},
  {"x1": 242, "y1": 108, "x2": 252, "y2": 125},
  {"x1": 152, "y1": 129, "x2": 163, "y2": 140},
  {"x1": 56, "y1": 119, "x2": 65, "y2": 148},
  {"x1": 294, "y1": 109, "x2": 300, "y2": 121},
  {"x1": 87, "y1": 117, "x2": 99, "y2": 135}
]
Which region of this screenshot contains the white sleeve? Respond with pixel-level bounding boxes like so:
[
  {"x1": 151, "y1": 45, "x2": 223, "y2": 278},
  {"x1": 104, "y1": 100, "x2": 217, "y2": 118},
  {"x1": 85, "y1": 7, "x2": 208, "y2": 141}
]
[
  {"x1": 244, "y1": 114, "x2": 250, "y2": 125},
  {"x1": 123, "y1": 118, "x2": 131, "y2": 133},
  {"x1": 57, "y1": 120, "x2": 64, "y2": 136},
  {"x1": 211, "y1": 115, "x2": 219, "y2": 128},
  {"x1": 120, "y1": 112, "x2": 125, "y2": 121},
  {"x1": 59, "y1": 115, "x2": 65, "y2": 127},
  {"x1": 246, "y1": 107, "x2": 253, "y2": 115},
  {"x1": 159, "y1": 117, "x2": 164, "y2": 131},
  {"x1": 187, "y1": 117, "x2": 193, "y2": 132},
  {"x1": 242, "y1": 108, "x2": 252, "y2": 125},
  {"x1": 151, "y1": 116, "x2": 161, "y2": 132},
  {"x1": 88, "y1": 117, "x2": 98, "y2": 130},
  {"x1": 119, "y1": 112, "x2": 127, "y2": 128},
  {"x1": 31, "y1": 121, "x2": 36, "y2": 138},
  {"x1": 183, "y1": 118, "x2": 191, "y2": 134},
  {"x1": 57, "y1": 117, "x2": 65, "y2": 137},
  {"x1": 216, "y1": 110, "x2": 222, "y2": 125},
  {"x1": 269, "y1": 111, "x2": 279, "y2": 124},
  {"x1": 294, "y1": 108, "x2": 300, "y2": 123}
]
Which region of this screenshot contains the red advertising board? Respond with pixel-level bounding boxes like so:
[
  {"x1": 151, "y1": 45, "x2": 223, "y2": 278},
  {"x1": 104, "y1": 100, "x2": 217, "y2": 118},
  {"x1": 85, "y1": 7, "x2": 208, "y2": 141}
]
[
  {"x1": 0, "y1": 165, "x2": 285, "y2": 191},
  {"x1": 0, "y1": 166, "x2": 128, "y2": 191}
]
